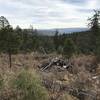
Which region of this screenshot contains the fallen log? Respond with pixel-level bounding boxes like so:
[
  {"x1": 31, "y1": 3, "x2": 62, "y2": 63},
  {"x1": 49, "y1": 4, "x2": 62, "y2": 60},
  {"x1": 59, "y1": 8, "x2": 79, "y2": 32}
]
[{"x1": 41, "y1": 61, "x2": 54, "y2": 71}]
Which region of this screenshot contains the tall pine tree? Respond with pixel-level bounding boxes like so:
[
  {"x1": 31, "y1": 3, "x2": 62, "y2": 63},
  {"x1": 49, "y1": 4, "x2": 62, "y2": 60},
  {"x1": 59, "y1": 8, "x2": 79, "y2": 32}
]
[
  {"x1": 0, "y1": 17, "x2": 20, "y2": 68},
  {"x1": 88, "y1": 10, "x2": 100, "y2": 59}
]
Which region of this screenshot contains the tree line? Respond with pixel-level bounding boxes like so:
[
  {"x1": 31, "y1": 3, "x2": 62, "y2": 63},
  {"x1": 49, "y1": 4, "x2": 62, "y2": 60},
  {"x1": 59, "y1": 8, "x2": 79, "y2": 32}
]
[{"x1": 0, "y1": 10, "x2": 100, "y2": 68}]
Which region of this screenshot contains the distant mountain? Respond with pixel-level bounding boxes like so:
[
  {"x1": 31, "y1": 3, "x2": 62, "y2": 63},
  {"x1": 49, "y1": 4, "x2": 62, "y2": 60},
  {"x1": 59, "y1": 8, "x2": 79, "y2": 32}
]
[{"x1": 38, "y1": 28, "x2": 88, "y2": 36}]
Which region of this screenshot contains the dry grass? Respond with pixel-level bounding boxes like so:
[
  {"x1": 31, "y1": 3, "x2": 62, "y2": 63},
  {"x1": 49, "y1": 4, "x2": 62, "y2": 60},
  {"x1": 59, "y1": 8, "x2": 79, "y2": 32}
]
[{"x1": 0, "y1": 53, "x2": 100, "y2": 100}]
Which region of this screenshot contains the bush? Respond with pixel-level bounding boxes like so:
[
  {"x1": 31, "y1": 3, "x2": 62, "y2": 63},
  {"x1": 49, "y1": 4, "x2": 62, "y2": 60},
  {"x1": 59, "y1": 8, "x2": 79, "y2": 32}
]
[
  {"x1": 12, "y1": 70, "x2": 49, "y2": 100},
  {"x1": 0, "y1": 70, "x2": 49, "y2": 100}
]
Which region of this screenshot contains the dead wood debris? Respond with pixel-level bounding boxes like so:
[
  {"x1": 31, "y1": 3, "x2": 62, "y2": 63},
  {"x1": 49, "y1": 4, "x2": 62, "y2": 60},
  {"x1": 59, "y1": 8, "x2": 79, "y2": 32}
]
[
  {"x1": 39, "y1": 57, "x2": 73, "y2": 71},
  {"x1": 42, "y1": 79, "x2": 97, "y2": 100}
]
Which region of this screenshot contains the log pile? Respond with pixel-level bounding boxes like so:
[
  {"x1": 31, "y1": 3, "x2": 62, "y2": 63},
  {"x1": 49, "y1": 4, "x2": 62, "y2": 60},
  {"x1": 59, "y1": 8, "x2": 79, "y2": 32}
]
[{"x1": 39, "y1": 57, "x2": 73, "y2": 71}]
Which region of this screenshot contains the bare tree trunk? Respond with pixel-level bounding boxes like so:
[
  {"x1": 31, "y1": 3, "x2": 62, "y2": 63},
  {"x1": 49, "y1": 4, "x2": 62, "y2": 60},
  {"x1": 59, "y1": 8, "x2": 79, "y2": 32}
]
[{"x1": 8, "y1": 50, "x2": 12, "y2": 68}]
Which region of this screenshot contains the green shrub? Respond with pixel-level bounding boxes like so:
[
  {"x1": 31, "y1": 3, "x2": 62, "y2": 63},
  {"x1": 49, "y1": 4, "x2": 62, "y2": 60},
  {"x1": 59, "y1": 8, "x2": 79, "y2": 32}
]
[{"x1": 12, "y1": 70, "x2": 49, "y2": 100}]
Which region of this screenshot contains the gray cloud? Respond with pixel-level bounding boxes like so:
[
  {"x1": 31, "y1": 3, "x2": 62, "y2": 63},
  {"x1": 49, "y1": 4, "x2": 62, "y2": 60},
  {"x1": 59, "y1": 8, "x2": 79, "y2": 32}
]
[
  {"x1": 62, "y1": 0, "x2": 86, "y2": 4},
  {"x1": 0, "y1": 0, "x2": 99, "y2": 29}
]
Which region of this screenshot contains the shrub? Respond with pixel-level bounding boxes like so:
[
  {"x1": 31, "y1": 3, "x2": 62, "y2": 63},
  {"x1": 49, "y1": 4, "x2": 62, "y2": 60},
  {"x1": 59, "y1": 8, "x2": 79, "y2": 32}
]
[
  {"x1": 0, "y1": 70, "x2": 49, "y2": 100},
  {"x1": 12, "y1": 70, "x2": 49, "y2": 100}
]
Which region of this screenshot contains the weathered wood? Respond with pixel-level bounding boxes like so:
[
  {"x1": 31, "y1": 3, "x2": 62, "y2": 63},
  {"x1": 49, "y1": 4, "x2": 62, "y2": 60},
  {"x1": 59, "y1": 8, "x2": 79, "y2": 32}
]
[
  {"x1": 43, "y1": 79, "x2": 97, "y2": 100},
  {"x1": 41, "y1": 61, "x2": 53, "y2": 71},
  {"x1": 40, "y1": 57, "x2": 73, "y2": 71}
]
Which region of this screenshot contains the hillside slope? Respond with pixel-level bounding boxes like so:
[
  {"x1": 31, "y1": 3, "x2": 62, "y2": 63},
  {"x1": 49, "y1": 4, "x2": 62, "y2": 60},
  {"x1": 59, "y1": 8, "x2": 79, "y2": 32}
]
[{"x1": 0, "y1": 53, "x2": 100, "y2": 100}]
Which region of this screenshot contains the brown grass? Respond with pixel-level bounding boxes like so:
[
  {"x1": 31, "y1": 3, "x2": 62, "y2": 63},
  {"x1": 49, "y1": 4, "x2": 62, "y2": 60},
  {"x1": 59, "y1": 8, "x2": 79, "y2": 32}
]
[{"x1": 0, "y1": 53, "x2": 100, "y2": 100}]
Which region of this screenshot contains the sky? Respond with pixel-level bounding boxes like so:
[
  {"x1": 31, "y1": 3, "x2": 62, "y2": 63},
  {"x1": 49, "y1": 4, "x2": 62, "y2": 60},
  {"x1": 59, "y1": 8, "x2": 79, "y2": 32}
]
[{"x1": 0, "y1": 0, "x2": 100, "y2": 29}]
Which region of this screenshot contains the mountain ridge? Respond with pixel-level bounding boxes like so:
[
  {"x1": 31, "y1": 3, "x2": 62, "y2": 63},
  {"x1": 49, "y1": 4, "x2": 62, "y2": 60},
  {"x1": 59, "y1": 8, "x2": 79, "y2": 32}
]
[{"x1": 38, "y1": 27, "x2": 88, "y2": 36}]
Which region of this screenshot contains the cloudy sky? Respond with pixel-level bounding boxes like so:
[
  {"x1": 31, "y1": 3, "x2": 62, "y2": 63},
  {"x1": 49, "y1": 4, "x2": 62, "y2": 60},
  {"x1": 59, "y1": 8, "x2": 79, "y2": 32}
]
[{"x1": 0, "y1": 0, "x2": 100, "y2": 29}]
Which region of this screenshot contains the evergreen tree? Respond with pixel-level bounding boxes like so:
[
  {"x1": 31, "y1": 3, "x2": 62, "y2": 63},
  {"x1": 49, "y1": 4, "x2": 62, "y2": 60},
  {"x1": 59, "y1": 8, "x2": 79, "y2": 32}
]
[
  {"x1": 63, "y1": 38, "x2": 76, "y2": 58},
  {"x1": 0, "y1": 18, "x2": 20, "y2": 68},
  {"x1": 88, "y1": 10, "x2": 100, "y2": 58},
  {"x1": 0, "y1": 16, "x2": 9, "y2": 28},
  {"x1": 15, "y1": 25, "x2": 23, "y2": 50},
  {"x1": 53, "y1": 30, "x2": 59, "y2": 51}
]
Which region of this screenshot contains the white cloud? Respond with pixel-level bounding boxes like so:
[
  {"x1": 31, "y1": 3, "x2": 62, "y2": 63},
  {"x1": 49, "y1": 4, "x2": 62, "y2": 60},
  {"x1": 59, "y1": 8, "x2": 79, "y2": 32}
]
[
  {"x1": 0, "y1": 0, "x2": 99, "y2": 29},
  {"x1": 87, "y1": 0, "x2": 99, "y2": 9}
]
